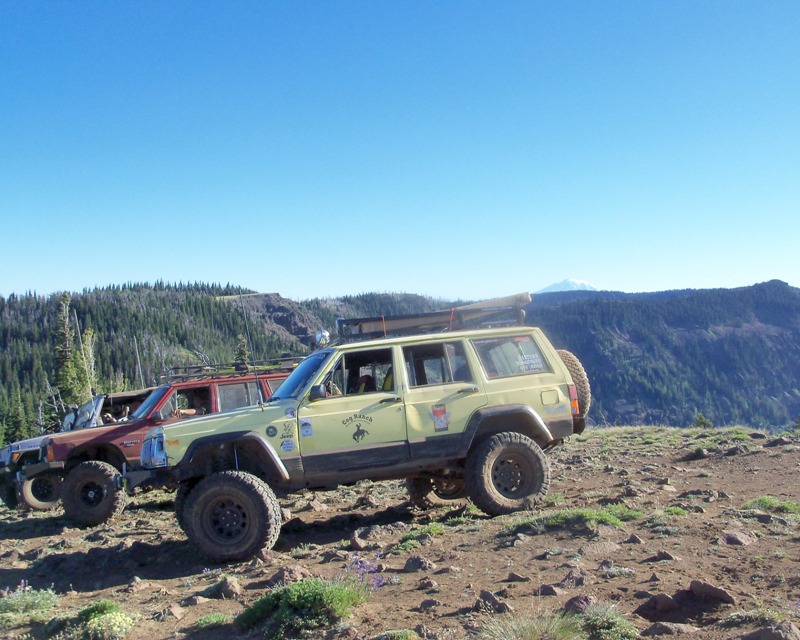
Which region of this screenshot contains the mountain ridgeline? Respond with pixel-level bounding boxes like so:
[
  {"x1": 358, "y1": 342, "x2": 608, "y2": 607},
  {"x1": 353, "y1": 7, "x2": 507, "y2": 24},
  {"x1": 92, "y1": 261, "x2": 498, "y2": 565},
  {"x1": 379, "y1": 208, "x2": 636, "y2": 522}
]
[{"x1": 1, "y1": 280, "x2": 798, "y2": 444}]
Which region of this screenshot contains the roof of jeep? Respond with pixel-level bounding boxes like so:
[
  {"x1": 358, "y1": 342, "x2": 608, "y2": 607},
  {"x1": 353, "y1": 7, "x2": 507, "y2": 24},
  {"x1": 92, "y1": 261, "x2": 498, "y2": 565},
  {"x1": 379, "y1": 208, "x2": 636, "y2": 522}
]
[{"x1": 327, "y1": 324, "x2": 543, "y2": 352}]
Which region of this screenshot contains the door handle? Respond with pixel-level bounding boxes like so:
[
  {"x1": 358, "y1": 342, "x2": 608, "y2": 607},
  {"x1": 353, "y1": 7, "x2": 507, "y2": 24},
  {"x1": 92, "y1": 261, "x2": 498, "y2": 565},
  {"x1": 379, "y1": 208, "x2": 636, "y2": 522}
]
[
  {"x1": 458, "y1": 386, "x2": 479, "y2": 394},
  {"x1": 380, "y1": 396, "x2": 402, "y2": 404}
]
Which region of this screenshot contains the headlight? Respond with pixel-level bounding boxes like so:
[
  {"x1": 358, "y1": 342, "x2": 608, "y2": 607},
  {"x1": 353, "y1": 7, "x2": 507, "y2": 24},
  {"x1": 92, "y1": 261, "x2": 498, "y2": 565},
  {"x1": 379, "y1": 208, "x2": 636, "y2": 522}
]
[{"x1": 140, "y1": 427, "x2": 168, "y2": 468}]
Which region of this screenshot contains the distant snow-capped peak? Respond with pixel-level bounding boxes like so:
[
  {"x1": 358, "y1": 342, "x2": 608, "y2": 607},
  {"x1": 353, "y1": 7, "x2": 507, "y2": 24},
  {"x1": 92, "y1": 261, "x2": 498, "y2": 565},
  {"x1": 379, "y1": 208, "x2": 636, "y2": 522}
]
[{"x1": 536, "y1": 279, "x2": 598, "y2": 293}]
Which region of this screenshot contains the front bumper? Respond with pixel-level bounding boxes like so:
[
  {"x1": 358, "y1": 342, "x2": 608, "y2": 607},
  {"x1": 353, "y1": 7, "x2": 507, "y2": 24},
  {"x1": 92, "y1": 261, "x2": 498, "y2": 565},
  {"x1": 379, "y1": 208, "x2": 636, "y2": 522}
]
[{"x1": 21, "y1": 460, "x2": 65, "y2": 480}]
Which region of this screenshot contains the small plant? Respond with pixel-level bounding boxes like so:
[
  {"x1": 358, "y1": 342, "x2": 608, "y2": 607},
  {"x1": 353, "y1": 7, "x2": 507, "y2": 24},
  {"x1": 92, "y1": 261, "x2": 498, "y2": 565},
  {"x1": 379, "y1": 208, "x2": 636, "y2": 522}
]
[
  {"x1": 373, "y1": 631, "x2": 423, "y2": 640},
  {"x1": 77, "y1": 600, "x2": 121, "y2": 625},
  {"x1": 82, "y1": 611, "x2": 135, "y2": 640},
  {"x1": 580, "y1": 603, "x2": 638, "y2": 640},
  {"x1": 716, "y1": 607, "x2": 781, "y2": 628},
  {"x1": 477, "y1": 610, "x2": 584, "y2": 639},
  {"x1": 0, "y1": 581, "x2": 57, "y2": 623},
  {"x1": 505, "y1": 505, "x2": 642, "y2": 536},
  {"x1": 235, "y1": 577, "x2": 368, "y2": 636},
  {"x1": 741, "y1": 496, "x2": 800, "y2": 514},
  {"x1": 194, "y1": 612, "x2": 231, "y2": 629},
  {"x1": 346, "y1": 552, "x2": 385, "y2": 590},
  {"x1": 663, "y1": 506, "x2": 687, "y2": 517}
]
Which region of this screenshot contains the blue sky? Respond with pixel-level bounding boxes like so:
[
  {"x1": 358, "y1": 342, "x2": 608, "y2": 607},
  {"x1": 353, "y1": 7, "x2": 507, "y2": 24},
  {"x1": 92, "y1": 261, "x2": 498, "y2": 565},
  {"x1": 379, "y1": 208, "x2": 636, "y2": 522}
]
[{"x1": 2, "y1": 1, "x2": 798, "y2": 301}]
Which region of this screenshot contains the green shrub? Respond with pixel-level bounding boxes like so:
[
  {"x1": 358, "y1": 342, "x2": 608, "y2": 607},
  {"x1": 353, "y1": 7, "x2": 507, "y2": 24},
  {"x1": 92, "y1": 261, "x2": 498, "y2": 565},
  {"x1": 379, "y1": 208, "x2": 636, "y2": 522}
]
[
  {"x1": 82, "y1": 611, "x2": 134, "y2": 640},
  {"x1": 194, "y1": 612, "x2": 231, "y2": 629},
  {"x1": 0, "y1": 581, "x2": 57, "y2": 623},
  {"x1": 77, "y1": 600, "x2": 121, "y2": 625},
  {"x1": 373, "y1": 631, "x2": 423, "y2": 640},
  {"x1": 235, "y1": 577, "x2": 368, "y2": 635},
  {"x1": 581, "y1": 603, "x2": 638, "y2": 640},
  {"x1": 741, "y1": 496, "x2": 800, "y2": 514}
]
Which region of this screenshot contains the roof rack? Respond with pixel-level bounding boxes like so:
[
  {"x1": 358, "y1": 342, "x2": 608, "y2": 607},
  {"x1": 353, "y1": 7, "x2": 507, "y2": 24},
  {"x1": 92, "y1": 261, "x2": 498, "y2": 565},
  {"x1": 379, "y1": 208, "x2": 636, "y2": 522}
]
[
  {"x1": 335, "y1": 293, "x2": 531, "y2": 342},
  {"x1": 165, "y1": 357, "x2": 303, "y2": 382}
]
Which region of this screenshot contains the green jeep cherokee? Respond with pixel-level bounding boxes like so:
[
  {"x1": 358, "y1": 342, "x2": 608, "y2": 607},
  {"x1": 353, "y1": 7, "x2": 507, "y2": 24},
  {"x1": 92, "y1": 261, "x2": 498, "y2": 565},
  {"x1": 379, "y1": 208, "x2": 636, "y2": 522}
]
[{"x1": 131, "y1": 313, "x2": 590, "y2": 562}]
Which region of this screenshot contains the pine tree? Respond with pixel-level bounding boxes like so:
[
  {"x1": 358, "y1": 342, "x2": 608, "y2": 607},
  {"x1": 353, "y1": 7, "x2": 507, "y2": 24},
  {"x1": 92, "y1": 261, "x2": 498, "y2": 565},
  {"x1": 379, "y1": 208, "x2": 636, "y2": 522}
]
[
  {"x1": 54, "y1": 293, "x2": 81, "y2": 404},
  {"x1": 235, "y1": 334, "x2": 249, "y2": 366}
]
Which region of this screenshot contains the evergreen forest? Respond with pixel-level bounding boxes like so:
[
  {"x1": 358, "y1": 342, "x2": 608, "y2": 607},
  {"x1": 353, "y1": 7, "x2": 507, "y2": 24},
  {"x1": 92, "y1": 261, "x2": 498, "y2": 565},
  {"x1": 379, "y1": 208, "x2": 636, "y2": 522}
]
[{"x1": 2, "y1": 279, "x2": 799, "y2": 446}]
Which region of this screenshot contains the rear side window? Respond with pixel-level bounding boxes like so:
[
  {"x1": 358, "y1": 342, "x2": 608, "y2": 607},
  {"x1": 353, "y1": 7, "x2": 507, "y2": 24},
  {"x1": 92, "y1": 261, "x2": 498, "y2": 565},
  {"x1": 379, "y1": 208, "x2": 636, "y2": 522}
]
[
  {"x1": 403, "y1": 341, "x2": 472, "y2": 387},
  {"x1": 472, "y1": 335, "x2": 549, "y2": 378},
  {"x1": 218, "y1": 382, "x2": 263, "y2": 412}
]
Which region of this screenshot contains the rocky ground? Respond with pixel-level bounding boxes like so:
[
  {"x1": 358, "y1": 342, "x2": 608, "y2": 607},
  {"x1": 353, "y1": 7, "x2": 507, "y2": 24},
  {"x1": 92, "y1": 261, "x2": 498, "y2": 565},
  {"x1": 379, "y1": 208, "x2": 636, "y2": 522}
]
[{"x1": 2, "y1": 426, "x2": 800, "y2": 640}]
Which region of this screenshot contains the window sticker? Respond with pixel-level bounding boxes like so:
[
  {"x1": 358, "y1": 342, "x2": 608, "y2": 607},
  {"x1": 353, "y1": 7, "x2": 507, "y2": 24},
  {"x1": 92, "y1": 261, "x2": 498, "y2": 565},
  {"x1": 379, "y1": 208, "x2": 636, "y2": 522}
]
[
  {"x1": 285, "y1": 408, "x2": 297, "y2": 419},
  {"x1": 300, "y1": 418, "x2": 313, "y2": 438},
  {"x1": 281, "y1": 440, "x2": 295, "y2": 452},
  {"x1": 429, "y1": 404, "x2": 451, "y2": 432},
  {"x1": 266, "y1": 426, "x2": 278, "y2": 438}
]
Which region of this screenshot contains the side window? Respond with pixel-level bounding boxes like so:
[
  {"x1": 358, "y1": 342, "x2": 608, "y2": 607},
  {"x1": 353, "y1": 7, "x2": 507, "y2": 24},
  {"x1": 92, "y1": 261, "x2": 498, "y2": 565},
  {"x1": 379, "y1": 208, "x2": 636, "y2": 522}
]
[
  {"x1": 472, "y1": 335, "x2": 550, "y2": 378},
  {"x1": 266, "y1": 377, "x2": 286, "y2": 395},
  {"x1": 158, "y1": 392, "x2": 178, "y2": 420},
  {"x1": 323, "y1": 348, "x2": 394, "y2": 396},
  {"x1": 219, "y1": 382, "x2": 261, "y2": 412},
  {"x1": 403, "y1": 341, "x2": 472, "y2": 387},
  {"x1": 160, "y1": 387, "x2": 211, "y2": 420}
]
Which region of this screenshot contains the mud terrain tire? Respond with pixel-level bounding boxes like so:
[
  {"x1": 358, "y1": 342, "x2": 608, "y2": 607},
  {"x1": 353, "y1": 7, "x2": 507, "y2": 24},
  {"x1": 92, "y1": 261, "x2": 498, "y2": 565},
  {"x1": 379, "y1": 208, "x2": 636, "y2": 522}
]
[
  {"x1": 184, "y1": 471, "x2": 281, "y2": 562},
  {"x1": 406, "y1": 477, "x2": 468, "y2": 510},
  {"x1": 174, "y1": 481, "x2": 196, "y2": 532},
  {"x1": 557, "y1": 349, "x2": 591, "y2": 416},
  {"x1": 465, "y1": 432, "x2": 550, "y2": 516},
  {"x1": 18, "y1": 474, "x2": 62, "y2": 511},
  {"x1": 62, "y1": 461, "x2": 127, "y2": 526}
]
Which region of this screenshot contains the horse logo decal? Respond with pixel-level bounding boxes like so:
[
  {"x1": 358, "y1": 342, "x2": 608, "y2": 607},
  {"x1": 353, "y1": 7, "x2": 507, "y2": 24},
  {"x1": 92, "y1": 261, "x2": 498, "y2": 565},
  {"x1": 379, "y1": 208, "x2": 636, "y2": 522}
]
[{"x1": 352, "y1": 423, "x2": 370, "y2": 442}]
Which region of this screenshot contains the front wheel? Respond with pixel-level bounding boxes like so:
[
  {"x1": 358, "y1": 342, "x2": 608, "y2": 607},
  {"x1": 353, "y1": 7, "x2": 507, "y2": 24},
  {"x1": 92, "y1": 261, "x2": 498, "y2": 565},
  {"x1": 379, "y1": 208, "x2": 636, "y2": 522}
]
[
  {"x1": 406, "y1": 477, "x2": 467, "y2": 510},
  {"x1": 184, "y1": 471, "x2": 282, "y2": 562},
  {"x1": 465, "y1": 432, "x2": 550, "y2": 516},
  {"x1": 62, "y1": 461, "x2": 127, "y2": 526},
  {"x1": 18, "y1": 474, "x2": 62, "y2": 511}
]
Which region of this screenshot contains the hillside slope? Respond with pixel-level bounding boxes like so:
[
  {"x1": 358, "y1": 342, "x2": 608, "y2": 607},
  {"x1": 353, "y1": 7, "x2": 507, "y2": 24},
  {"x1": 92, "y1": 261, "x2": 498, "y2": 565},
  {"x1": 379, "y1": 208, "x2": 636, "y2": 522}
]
[{"x1": 527, "y1": 280, "x2": 800, "y2": 428}]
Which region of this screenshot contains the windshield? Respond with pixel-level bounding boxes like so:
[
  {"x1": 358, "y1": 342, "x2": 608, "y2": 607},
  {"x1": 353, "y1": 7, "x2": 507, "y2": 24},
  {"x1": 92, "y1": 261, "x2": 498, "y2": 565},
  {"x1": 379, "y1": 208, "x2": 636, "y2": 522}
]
[
  {"x1": 270, "y1": 351, "x2": 332, "y2": 400},
  {"x1": 131, "y1": 385, "x2": 170, "y2": 419},
  {"x1": 61, "y1": 395, "x2": 104, "y2": 431}
]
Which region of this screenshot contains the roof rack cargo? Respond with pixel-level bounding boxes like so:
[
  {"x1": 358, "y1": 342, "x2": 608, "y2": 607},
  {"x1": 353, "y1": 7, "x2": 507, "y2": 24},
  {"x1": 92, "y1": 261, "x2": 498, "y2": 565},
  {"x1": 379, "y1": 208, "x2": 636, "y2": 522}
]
[
  {"x1": 336, "y1": 292, "x2": 531, "y2": 342},
  {"x1": 165, "y1": 357, "x2": 303, "y2": 382}
]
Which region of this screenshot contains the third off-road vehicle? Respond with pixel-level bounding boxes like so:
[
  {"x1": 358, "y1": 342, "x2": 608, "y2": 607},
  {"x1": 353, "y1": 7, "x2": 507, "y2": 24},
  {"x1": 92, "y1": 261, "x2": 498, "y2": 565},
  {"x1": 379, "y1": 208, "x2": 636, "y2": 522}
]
[{"x1": 128, "y1": 295, "x2": 591, "y2": 562}]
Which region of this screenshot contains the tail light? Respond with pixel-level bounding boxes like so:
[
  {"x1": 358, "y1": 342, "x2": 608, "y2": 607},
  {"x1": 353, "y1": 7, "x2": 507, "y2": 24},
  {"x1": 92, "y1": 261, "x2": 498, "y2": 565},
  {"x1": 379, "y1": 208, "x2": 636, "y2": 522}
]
[{"x1": 568, "y1": 384, "x2": 580, "y2": 415}]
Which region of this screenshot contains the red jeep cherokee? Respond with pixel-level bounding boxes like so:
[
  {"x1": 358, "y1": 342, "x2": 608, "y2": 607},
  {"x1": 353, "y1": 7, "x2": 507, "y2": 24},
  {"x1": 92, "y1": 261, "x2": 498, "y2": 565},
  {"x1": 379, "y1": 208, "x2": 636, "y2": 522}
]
[{"x1": 22, "y1": 360, "x2": 299, "y2": 526}]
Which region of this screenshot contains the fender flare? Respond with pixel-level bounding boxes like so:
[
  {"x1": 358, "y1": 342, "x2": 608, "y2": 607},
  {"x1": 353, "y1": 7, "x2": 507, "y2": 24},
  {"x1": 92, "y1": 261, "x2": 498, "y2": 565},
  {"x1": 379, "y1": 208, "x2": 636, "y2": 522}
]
[
  {"x1": 457, "y1": 404, "x2": 553, "y2": 458},
  {"x1": 179, "y1": 430, "x2": 289, "y2": 482}
]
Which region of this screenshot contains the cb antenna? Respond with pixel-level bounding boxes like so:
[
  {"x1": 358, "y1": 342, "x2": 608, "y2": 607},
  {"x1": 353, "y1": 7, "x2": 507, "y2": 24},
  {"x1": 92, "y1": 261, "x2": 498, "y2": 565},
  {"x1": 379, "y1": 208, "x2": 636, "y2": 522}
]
[{"x1": 238, "y1": 292, "x2": 264, "y2": 405}]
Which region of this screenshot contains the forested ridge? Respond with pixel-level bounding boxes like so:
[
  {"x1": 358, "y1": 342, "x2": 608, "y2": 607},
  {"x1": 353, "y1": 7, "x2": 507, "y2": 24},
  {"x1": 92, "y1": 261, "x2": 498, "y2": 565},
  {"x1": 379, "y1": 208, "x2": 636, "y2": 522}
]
[{"x1": 2, "y1": 280, "x2": 799, "y2": 445}]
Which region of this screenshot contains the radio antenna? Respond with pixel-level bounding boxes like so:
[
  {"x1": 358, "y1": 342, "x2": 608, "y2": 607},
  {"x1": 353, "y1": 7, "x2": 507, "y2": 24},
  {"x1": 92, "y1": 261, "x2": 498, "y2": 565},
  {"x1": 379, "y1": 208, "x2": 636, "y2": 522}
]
[{"x1": 239, "y1": 293, "x2": 264, "y2": 404}]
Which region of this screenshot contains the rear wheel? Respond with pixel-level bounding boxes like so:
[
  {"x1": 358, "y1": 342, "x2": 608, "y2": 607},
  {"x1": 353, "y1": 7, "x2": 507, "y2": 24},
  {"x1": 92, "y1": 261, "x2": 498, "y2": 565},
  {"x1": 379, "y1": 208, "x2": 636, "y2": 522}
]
[
  {"x1": 465, "y1": 432, "x2": 550, "y2": 516},
  {"x1": 62, "y1": 461, "x2": 127, "y2": 526},
  {"x1": 184, "y1": 471, "x2": 282, "y2": 562},
  {"x1": 406, "y1": 477, "x2": 467, "y2": 510},
  {"x1": 18, "y1": 474, "x2": 62, "y2": 511}
]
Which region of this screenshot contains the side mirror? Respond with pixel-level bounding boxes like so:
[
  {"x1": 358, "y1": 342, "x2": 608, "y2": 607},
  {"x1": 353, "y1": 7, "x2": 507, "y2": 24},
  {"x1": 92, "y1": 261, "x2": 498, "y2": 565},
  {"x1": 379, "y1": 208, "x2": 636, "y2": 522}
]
[{"x1": 308, "y1": 384, "x2": 326, "y2": 401}]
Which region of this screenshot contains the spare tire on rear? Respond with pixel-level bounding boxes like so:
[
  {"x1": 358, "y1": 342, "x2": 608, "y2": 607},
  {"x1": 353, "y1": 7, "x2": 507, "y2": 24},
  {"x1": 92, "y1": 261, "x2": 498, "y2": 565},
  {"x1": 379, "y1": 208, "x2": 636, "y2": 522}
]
[{"x1": 557, "y1": 349, "x2": 591, "y2": 417}]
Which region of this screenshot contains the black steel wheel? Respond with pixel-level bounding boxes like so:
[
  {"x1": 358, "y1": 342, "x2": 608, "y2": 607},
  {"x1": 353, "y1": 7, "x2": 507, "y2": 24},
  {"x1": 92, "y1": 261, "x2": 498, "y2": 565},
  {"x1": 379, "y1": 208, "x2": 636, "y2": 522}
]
[{"x1": 465, "y1": 432, "x2": 550, "y2": 516}]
